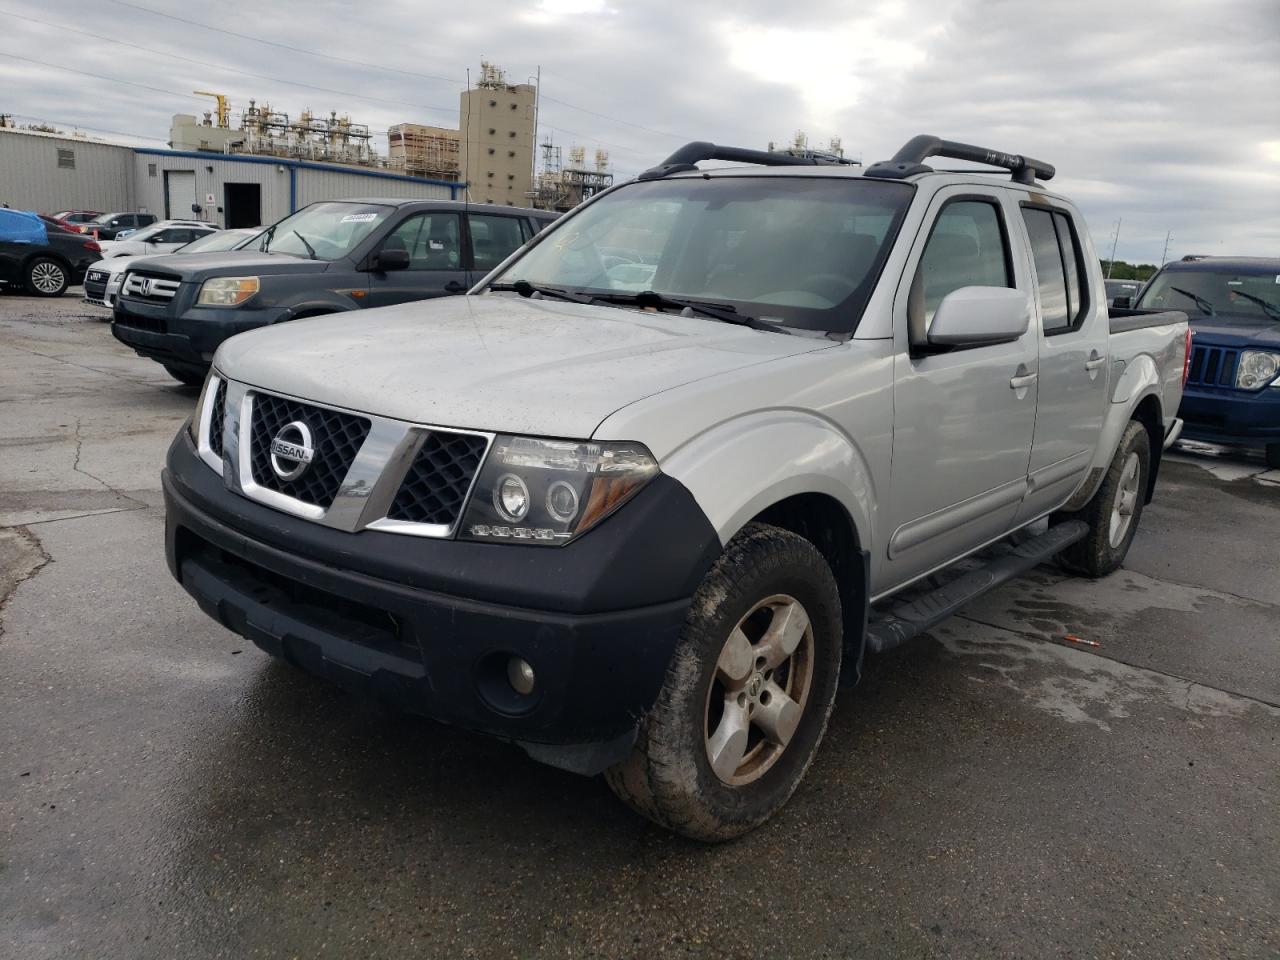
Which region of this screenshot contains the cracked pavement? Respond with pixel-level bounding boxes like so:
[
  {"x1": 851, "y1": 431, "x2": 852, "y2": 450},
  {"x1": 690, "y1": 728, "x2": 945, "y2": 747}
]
[{"x1": 1, "y1": 293, "x2": 1278, "y2": 959}]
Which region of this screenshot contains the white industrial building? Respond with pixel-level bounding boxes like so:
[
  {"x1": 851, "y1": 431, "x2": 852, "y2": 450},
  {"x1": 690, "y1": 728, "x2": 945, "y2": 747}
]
[{"x1": 0, "y1": 126, "x2": 462, "y2": 228}]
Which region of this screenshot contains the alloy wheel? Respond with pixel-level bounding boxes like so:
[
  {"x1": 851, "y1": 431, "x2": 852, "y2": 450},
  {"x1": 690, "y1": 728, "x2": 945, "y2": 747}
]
[
  {"x1": 1108, "y1": 451, "x2": 1141, "y2": 548},
  {"x1": 704, "y1": 594, "x2": 815, "y2": 786}
]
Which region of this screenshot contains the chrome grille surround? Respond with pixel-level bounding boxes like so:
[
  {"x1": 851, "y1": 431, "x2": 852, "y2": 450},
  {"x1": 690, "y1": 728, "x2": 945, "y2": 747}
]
[{"x1": 201, "y1": 377, "x2": 493, "y2": 538}]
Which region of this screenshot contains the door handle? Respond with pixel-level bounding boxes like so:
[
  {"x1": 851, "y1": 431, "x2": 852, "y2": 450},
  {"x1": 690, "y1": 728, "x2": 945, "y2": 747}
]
[
  {"x1": 1009, "y1": 371, "x2": 1038, "y2": 390},
  {"x1": 1085, "y1": 351, "x2": 1106, "y2": 371},
  {"x1": 444, "y1": 280, "x2": 466, "y2": 293}
]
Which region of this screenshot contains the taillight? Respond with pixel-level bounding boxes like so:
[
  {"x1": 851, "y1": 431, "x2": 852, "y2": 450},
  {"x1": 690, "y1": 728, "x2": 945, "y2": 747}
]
[
  {"x1": 1181, "y1": 327, "x2": 1194, "y2": 387},
  {"x1": 83, "y1": 241, "x2": 101, "y2": 253}
]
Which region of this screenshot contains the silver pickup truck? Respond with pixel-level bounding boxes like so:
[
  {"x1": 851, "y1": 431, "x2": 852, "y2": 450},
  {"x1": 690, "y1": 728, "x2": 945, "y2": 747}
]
[{"x1": 161, "y1": 135, "x2": 1189, "y2": 841}]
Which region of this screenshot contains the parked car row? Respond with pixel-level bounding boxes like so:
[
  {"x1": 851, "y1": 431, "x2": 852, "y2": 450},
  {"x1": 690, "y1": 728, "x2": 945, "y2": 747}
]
[{"x1": 109, "y1": 200, "x2": 555, "y2": 383}]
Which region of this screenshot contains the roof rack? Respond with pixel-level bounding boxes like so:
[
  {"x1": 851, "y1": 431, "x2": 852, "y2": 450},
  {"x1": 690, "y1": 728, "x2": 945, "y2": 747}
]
[
  {"x1": 864, "y1": 135, "x2": 1054, "y2": 184},
  {"x1": 637, "y1": 141, "x2": 857, "y2": 180}
]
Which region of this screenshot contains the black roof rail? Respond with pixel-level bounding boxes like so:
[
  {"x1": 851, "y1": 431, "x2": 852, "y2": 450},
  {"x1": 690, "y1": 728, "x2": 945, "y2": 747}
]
[
  {"x1": 637, "y1": 141, "x2": 856, "y2": 180},
  {"x1": 865, "y1": 135, "x2": 1054, "y2": 184}
]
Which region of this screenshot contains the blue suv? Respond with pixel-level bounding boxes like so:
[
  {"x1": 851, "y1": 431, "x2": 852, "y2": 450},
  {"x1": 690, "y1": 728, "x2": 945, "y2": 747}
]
[{"x1": 1135, "y1": 256, "x2": 1280, "y2": 467}]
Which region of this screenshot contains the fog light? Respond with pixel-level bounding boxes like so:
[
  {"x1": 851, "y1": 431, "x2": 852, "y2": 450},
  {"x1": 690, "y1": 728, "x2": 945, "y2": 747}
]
[{"x1": 507, "y1": 657, "x2": 536, "y2": 695}]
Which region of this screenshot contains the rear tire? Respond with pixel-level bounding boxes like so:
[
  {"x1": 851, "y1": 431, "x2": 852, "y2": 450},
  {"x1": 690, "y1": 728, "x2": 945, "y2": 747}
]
[
  {"x1": 1059, "y1": 420, "x2": 1150, "y2": 578},
  {"x1": 163, "y1": 364, "x2": 205, "y2": 387},
  {"x1": 605, "y1": 522, "x2": 843, "y2": 842},
  {"x1": 25, "y1": 257, "x2": 69, "y2": 297},
  {"x1": 1266, "y1": 443, "x2": 1280, "y2": 470}
]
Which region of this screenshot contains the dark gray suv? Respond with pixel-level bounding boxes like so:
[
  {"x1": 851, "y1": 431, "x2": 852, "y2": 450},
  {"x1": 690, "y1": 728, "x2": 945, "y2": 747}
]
[{"x1": 111, "y1": 199, "x2": 557, "y2": 384}]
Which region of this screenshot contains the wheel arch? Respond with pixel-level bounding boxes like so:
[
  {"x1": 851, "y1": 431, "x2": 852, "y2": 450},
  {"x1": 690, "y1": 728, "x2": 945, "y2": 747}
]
[
  {"x1": 751, "y1": 492, "x2": 870, "y2": 677},
  {"x1": 1130, "y1": 393, "x2": 1164, "y2": 503}
]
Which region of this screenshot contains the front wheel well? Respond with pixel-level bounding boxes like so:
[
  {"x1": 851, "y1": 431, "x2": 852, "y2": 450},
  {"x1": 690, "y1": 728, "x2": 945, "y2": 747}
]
[{"x1": 751, "y1": 493, "x2": 867, "y2": 664}]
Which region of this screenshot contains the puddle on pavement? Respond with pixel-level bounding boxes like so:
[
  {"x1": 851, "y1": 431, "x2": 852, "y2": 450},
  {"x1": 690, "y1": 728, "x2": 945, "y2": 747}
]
[{"x1": 931, "y1": 622, "x2": 1279, "y2": 732}]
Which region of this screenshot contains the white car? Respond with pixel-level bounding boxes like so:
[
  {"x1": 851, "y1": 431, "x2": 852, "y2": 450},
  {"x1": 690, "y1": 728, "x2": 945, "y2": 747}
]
[
  {"x1": 96, "y1": 220, "x2": 220, "y2": 259},
  {"x1": 84, "y1": 227, "x2": 259, "y2": 308}
]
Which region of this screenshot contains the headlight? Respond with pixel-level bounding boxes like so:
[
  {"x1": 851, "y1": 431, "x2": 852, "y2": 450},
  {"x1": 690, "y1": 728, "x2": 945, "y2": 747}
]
[
  {"x1": 460, "y1": 435, "x2": 658, "y2": 546},
  {"x1": 1235, "y1": 350, "x2": 1280, "y2": 390},
  {"x1": 188, "y1": 369, "x2": 217, "y2": 441},
  {"x1": 197, "y1": 276, "x2": 260, "y2": 307}
]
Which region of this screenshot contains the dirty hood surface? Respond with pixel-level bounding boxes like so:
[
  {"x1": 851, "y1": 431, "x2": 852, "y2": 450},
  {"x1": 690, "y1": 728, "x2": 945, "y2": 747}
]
[{"x1": 216, "y1": 294, "x2": 833, "y2": 438}]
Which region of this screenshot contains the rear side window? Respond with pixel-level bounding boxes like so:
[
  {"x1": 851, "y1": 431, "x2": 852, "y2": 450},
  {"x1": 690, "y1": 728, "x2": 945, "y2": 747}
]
[
  {"x1": 915, "y1": 199, "x2": 1012, "y2": 329},
  {"x1": 1022, "y1": 207, "x2": 1087, "y2": 333},
  {"x1": 384, "y1": 213, "x2": 460, "y2": 270},
  {"x1": 468, "y1": 214, "x2": 526, "y2": 272}
]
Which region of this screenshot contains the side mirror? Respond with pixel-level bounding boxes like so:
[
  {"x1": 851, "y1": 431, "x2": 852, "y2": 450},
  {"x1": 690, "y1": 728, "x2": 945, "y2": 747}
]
[
  {"x1": 928, "y1": 286, "x2": 1031, "y2": 348},
  {"x1": 375, "y1": 248, "x2": 411, "y2": 271}
]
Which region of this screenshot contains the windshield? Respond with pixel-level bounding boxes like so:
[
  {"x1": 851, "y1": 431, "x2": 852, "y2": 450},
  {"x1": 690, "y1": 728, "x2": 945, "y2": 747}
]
[
  {"x1": 489, "y1": 176, "x2": 914, "y2": 333},
  {"x1": 1136, "y1": 267, "x2": 1280, "y2": 321},
  {"x1": 125, "y1": 223, "x2": 166, "y2": 243},
  {"x1": 178, "y1": 230, "x2": 256, "y2": 254},
  {"x1": 252, "y1": 202, "x2": 392, "y2": 261}
]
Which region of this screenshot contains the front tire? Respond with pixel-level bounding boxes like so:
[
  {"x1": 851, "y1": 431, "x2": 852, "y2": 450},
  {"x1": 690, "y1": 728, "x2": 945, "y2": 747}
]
[
  {"x1": 605, "y1": 522, "x2": 843, "y2": 842},
  {"x1": 26, "y1": 257, "x2": 69, "y2": 297},
  {"x1": 1059, "y1": 420, "x2": 1150, "y2": 578}
]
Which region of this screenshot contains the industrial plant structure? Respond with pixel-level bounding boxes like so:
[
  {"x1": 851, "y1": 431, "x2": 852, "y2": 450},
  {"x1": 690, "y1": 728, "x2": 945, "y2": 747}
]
[{"x1": 388, "y1": 62, "x2": 537, "y2": 206}]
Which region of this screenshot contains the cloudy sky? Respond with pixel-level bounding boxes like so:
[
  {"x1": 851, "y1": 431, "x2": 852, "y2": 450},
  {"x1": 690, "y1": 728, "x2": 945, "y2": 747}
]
[{"x1": 2, "y1": 0, "x2": 1277, "y2": 262}]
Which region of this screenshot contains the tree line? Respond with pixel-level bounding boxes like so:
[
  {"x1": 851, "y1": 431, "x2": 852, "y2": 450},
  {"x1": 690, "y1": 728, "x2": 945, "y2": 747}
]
[{"x1": 1099, "y1": 260, "x2": 1160, "y2": 281}]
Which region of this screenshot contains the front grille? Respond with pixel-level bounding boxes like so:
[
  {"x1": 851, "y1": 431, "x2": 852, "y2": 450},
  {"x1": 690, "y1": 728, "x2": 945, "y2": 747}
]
[
  {"x1": 85, "y1": 269, "x2": 109, "y2": 283},
  {"x1": 115, "y1": 312, "x2": 167, "y2": 334},
  {"x1": 122, "y1": 270, "x2": 181, "y2": 302},
  {"x1": 208, "y1": 379, "x2": 227, "y2": 458},
  {"x1": 1187, "y1": 345, "x2": 1238, "y2": 388},
  {"x1": 387, "y1": 431, "x2": 488, "y2": 526},
  {"x1": 248, "y1": 393, "x2": 370, "y2": 508}
]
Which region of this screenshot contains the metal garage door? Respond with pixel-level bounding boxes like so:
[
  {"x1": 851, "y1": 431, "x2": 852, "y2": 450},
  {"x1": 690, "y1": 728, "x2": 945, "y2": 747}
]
[{"x1": 164, "y1": 170, "x2": 196, "y2": 220}]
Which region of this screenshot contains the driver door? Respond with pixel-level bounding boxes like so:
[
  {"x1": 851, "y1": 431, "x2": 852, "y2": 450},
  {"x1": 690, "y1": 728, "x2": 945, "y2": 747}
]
[
  {"x1": 365, "y1": 212, "x2": 468, "y2": 309},
  {"x1": 879, "y1": 188, "x2": 1039, "y2": 591}
]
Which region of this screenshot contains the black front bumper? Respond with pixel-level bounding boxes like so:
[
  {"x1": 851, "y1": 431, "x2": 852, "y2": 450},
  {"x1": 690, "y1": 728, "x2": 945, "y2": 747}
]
[
  {"x1": 112, "y1": 296, "x2": 274, "y2": 375},
  {"x1": 163, "y1": 430, "x2": 720, "y2": 774}
]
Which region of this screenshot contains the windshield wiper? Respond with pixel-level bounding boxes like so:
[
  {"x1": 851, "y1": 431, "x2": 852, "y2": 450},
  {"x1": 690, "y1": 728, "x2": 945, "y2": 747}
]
[
  {"x1": 261, "y1": 223, "x2": 276, "y2": 253},
  {"x1": 1171, "y1": 286, "x2": 1215, "y2": 316},
  {"x1": 1227, "y1": 288, "x2": 1280, "y2": 321},
  {"x1": 597, "y1": 290, "x2": 791, "y2": 335},
  {"x1": 488, "y1": 280, "x2": 598, "y2": 305},
  {"x1": 292, "y1": 230, "x2": 318, "y2": 260}
]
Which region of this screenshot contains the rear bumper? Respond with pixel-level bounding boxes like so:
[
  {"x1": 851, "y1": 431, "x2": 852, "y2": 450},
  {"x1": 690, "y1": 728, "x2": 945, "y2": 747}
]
[
  {"x1": 163, "y1": 430, "x2": 720, "y2": 774},
  {"x1": 1178, "y1": 386, "x2": 1280, "y2": 447}
]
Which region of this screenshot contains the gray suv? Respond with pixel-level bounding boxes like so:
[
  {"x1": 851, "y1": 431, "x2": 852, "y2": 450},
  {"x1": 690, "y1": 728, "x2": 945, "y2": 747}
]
[{"x1": 112, "y1": 199, "x2": 556, "y2": 384}]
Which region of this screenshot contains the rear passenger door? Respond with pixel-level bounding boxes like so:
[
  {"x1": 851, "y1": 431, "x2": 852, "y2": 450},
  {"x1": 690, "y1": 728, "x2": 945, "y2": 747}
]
[
  {"x1": 1014, "y1": 203, "x2": 1109, "y2": 522},
  {"x1": 882, "y1": 188, "x2": 1039, "y2": 589},
  {"x1": 364, "y1": 211, "x2": 468, "y2": 309},
  {"x1": 466, "y1": 213, "x2": 531, "y2": 284}
]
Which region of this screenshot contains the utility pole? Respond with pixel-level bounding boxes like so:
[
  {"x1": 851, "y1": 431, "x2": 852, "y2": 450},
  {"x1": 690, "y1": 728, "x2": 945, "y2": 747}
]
[
  {"x1": 1107, "y1": 218, "x2": 1122, "y2": 278},
  {"x1": 1161, "y1": 230, "x2": 1172, "y2": 265},
  {"x1": 531, "y1": 65, "x2": 541, "y2": 195}
]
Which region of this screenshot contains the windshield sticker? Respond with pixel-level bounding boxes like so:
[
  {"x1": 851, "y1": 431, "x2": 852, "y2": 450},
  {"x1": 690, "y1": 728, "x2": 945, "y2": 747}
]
[
  {"x1": 340, "y1": 213, "x2": 378, "y2": 223},
  {"x1": 429, "y1": 240, "x2": 444, "y2": 249}
]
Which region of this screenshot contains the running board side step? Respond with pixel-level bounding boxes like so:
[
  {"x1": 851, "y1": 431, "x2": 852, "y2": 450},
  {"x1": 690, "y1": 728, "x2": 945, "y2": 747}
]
[{"x1": 865, "y1": 520, "x2": 1089, "y2": 654}]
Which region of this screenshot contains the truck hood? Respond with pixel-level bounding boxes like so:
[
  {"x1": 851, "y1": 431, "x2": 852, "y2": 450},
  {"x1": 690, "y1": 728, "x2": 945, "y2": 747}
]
[
  {"x1": 143, "y1": 249, "x2": 328, "y2": 281},
  {"x1": 1190, "y1": 315, "x2": 1280, "y2": 349},
  {"x1": 216, "y1": 294, "x2": 835, "y2": 438}
]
